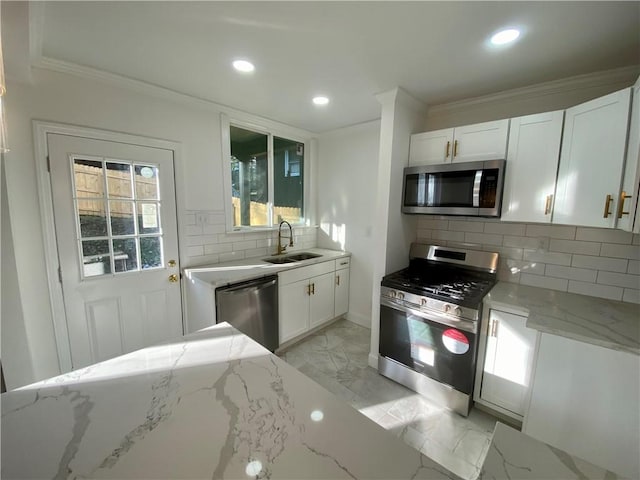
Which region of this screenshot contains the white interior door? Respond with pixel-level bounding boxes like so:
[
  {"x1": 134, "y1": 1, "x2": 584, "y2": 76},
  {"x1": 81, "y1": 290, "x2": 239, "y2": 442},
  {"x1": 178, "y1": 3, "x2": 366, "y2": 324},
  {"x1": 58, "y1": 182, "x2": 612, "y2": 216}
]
[{"x1": 48, "y1": 133, "x2": 183, "y2": 369}]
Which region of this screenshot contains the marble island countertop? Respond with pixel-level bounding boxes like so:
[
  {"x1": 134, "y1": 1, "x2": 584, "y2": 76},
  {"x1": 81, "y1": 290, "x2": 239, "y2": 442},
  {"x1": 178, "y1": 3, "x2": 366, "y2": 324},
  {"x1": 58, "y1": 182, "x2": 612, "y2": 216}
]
[
  {"x1": 1, "y1": 322, "x2": 456, "y2": 480},
  {"x1": 485, "y1": 282, "x2": 640, "y2": 355},
  {"x1": 479, "y1": 423, "x2": 626, "y2": 480},
  {"x1": 184, "y1": 247, "x2": 351, "y2": 289}
]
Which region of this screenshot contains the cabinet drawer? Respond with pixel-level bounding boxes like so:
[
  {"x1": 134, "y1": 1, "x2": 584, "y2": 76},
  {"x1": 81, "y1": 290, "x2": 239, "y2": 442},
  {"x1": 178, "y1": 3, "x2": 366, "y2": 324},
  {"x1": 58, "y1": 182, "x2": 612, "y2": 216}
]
[
  {"x1": 278, "y1": 260, "x2": 335, "y2": 286},
  {"x1": 335, "y1": 257, "x2": 350, "y2": 270}
]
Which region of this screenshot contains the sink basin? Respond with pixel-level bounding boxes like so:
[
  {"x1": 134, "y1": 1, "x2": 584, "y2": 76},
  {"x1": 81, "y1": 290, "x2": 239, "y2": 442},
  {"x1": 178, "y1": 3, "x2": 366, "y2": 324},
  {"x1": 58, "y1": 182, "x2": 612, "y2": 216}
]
[
  {"x1": 287, "y1": 252, "x2": 322, "y2": 261},
  {"x1": 262, "y1": 257, "x2": 297, "y2": 264}
]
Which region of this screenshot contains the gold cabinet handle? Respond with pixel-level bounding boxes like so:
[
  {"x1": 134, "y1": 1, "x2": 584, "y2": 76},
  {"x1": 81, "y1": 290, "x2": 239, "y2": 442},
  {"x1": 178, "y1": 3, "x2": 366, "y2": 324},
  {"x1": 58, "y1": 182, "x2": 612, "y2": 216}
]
[
  {"x1": 544, "y1": 194, "x2": 553, "y2": 215},
  {"x1": 603, "y1": 194, "x2": 614, "y2": 218},
  {"x1": 168, "y1": 259, "x2": 177, "y2": 267},
  {"x1": 306, "y1": 284, "x2": 311, "y2": 296},
  {"x1": 617, "y1": 191, "x2": 632, "y2": 218},
  {"x1": 168, "y1": 274, "x2": 179, "y2": 283},
  {"x1": 311, "y1": 283, "x2": 315, "y2": 295},
  {"x1": 445, "y1": 141, "x2": 451, "y2": 158},
  {"x1": 336, "y1": 275, "x2": 340, "y2": 286},
  {"x1": 453, "y1": 140, "x2": 458, "y2": 157}
]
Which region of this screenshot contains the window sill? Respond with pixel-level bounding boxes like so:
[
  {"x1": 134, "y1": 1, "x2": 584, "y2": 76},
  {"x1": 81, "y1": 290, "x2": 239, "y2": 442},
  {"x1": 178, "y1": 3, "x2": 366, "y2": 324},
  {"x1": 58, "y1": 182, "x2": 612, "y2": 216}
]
[{"x1": 226, "y1": 224, "x2": 318, "y2": 235}]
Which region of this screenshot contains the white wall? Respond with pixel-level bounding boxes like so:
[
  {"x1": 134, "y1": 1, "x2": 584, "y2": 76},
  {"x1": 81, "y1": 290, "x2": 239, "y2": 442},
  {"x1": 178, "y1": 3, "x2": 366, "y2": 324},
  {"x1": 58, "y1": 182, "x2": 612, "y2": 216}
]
[
  {"x1": 317, "y1": 120, "x2": 381, "y2": 328},
  {"x1": 2, "y1": 67, "x2": 314, "y2": 388},
  {"x1": 368, "y1": 88, "x2": 426, "y2": 367}
]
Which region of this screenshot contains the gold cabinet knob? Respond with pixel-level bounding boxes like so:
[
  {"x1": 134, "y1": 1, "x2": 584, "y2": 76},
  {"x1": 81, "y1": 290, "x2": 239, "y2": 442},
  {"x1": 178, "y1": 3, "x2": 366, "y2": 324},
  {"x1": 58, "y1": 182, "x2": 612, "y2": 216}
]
[
  {"x1": 168, "y1": 274, "x2": 179, "y2": 283},
  {"x1": 168, "y1": 259, "x2": 177, "y2": 267}
]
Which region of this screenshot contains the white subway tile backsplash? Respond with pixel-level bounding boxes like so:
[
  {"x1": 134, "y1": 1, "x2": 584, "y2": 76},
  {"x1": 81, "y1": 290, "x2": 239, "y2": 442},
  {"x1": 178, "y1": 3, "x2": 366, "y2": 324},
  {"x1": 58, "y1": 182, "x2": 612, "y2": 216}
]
[
  {"x1": 521, "y1": 273, "x2": 568, "y2": 291},
  {"x1": 219, "y1": 251, "x2": 245, "y2": 263},
  {"x1": 185, "y1": 224, "x2": 203, "y2": 236},
  {"x1": 575, "y1": 228, "x2": 633, "y2": 245},
  {"x1": 449, "y1": 220, "x2": 484, "y2": 233},
  {"x1": 464, "y1": 232, "x2": 502, "y2": 246},
  {"x1": 490, "y1": 246, "x2": 524, "y2": 260},
  {"x1": 232, "y1": 240, "x2": 258, "y2": 251},
  {"x1": 484, "y1": 223, "x2": 526, "y2": 236},
  {"x1": 571, "y1": 254, "x2": 628, "y2": 273},
  {"x1": 600, "y1": 243, "x2": 640, "y2": 261},
  {"x1": 433, "y1": 230, "x2": 465, "y2": 242},
  {"x1": 545, "y1": 265, "x2": 597, "y2": 283},
  {"x1": 416, "y1": 229, "x2": 433, "y2": 240},
  {"x1": 244, "y1": 247, "x2": 268, "y2": 259},
  {"x1": 523, "y1": 249, "x2": 572, "y2": 266},
  {"x1": 417, "y1": 218, "x2": 449, "y2": 230},
  {"x1": 257, "y1": 238, "x2": 276, "y2": 248},
  {"x1": 503, "y1": 259, "x2": 545, "y2": 276},
  {"x1": 549, "y1": 239, "x2": 600, "y2": 256},
  {"x1": 186, "y1": 245, "x2": 204, "y2": 257},
  {"x1": 524, "y1": 225, "x2": 576, "y2": 240},
  {"x1": 203, "y1": 223, "x2": 226, "y2": 235},
  {"x1": 184, "y1": 213, "x2": 196, "y2": 226},
  {"x1": 568, "y1": 281, "x2": 623, "y2": 301},
  {"x1": 623, "y1": 289, "x2": 640, "y2": 304},
  {"x1": 628, "y1": 260, "x2": 640, "y2": 275},
  {"x1": 597, "y1": 271, "x2": 640, "y2": 289},
  {"x1": 207, "y1": 213, "x2": 226, "y2": 225},
  {"x1": 203, "y1": 243, "x2": 233, "y2": 255},
  {"x1": 503, "y1": 235, "x2": 547, "y2": 250}
]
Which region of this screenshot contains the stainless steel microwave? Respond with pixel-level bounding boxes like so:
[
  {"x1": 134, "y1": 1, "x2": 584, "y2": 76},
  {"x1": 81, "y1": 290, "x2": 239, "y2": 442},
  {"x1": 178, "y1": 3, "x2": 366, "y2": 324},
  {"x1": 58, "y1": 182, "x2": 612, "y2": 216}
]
[{"x1": 402, "y1": 159, "x2": 506, "y2": 217}]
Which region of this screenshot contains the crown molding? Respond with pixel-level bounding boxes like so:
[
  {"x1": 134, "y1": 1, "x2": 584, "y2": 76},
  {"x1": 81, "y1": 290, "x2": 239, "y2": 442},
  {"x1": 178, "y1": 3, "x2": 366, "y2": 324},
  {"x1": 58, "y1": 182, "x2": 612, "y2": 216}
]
[
  {"x1": 32, "y1": 56, "x2": 315, "y2": 138},
  {"x1": 428, "y1": 65, "x2": 640, "y2": 114}
]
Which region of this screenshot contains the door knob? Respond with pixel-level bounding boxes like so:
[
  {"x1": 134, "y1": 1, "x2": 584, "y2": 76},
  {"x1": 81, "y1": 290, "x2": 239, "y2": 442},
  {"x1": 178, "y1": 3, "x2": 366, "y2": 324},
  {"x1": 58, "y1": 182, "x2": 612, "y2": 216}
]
[
  {"x1": 168, "y1": 259, "x2": 177, "y2": 267},
  {"x1": 168, "y1": 274, "x2": 179, "y2": 283}
]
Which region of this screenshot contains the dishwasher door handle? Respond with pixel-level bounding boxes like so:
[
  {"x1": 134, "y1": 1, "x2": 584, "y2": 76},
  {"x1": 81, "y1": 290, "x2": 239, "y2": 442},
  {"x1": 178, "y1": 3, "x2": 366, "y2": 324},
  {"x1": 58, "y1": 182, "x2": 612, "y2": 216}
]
[{"x1": 219, "y1": 277, "x2": 277, "y2": 294}]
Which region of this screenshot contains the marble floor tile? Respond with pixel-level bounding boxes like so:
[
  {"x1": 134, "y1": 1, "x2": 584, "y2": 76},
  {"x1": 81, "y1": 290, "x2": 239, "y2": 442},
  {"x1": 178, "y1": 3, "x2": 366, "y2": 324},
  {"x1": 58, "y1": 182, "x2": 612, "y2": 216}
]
[{"x1": 278, "y1": 318, "x2": 498, "y2": 480}]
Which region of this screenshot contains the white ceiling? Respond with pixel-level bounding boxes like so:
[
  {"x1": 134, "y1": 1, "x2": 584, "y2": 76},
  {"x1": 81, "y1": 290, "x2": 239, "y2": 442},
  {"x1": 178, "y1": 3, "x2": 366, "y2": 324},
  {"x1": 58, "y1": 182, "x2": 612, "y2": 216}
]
[{"x1": 11, "y1": 1, "x2": 640, "y2": 132}]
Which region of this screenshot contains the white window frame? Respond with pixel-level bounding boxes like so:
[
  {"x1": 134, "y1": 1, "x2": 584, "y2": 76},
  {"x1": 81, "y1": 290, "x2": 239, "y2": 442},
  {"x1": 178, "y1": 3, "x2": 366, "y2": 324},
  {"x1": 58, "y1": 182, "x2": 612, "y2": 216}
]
[{"x1": 221, "y1": 113, "x2": 311, "y2": 232}]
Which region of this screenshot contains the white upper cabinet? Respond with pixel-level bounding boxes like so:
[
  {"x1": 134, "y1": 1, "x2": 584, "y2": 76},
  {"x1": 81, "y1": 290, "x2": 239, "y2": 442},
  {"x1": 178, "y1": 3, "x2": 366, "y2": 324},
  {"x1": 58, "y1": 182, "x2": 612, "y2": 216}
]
[
  {"x1": 501, "y1": 111, "x2": 564, "y2": 223},
  {"x1": 553, "y1": 88, "x2": 632, "y2": 228},
  {"x1": 409, "y1": 128, "x2": 454, "y2": 165},
  {"x1": 409, "y1": 119, "x2": 509, "y2": 166},
  {"x1": 618, "y1": 77, "x2": 640, "y2": 232}
]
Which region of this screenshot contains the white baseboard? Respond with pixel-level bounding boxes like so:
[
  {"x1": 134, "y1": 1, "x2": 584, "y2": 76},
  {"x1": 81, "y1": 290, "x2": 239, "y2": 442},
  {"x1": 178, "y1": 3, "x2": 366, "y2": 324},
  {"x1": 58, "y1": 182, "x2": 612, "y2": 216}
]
[
  {"x1": 368, "y1": 352, "x2": 378, "y2": 369},
  {"x1": 346, "y1": 311, "x2": 371, "y2": 328}
]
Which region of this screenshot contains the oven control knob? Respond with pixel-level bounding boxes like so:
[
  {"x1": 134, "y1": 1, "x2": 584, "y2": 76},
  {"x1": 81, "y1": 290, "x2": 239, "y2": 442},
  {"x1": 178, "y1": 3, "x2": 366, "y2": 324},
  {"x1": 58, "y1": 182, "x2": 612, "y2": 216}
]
[
  {"x1": 389, "y1": 290, "x2": 396, "y2": 298},
  {"x1": 397, "y1": 292, "x2": 405, "y2": 300},
  {"x1": 421, "y1": 298, "x2": 427, "y2": 307},
  {"x1": 454, "y1": 307, "x2": 462, "y2": 317},
  {"x1": 444, "y1": 304, "x2": 451, "y2": 314}
]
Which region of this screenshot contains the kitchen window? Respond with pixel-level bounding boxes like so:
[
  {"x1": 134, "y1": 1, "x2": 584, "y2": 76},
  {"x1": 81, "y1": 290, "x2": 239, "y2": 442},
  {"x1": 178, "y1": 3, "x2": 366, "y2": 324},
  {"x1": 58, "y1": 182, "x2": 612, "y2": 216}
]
[{"x1": 222, "y1": 116, "x2": 307, "y2": 230}]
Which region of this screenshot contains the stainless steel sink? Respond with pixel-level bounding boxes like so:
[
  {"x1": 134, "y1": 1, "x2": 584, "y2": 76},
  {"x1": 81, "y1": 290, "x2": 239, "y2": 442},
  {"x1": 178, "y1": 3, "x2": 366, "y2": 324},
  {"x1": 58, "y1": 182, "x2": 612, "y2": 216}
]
[
  {"x1": 262, "y1": 252, "x2": 322, "y2": 264},
  {"x1": 287, "y1": 252, "x2": 322, "y2": 261},
  {"x1": 262, "y1": 257, "x2": 297, "y2": 264}
]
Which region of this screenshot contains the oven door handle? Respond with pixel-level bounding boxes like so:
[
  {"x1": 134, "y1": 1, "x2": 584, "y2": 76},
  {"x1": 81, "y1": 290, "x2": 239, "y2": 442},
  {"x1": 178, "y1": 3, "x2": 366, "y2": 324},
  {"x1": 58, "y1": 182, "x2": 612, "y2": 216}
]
[{"x1": 380, "y1": 298, "x2": 477, "y2": 334}]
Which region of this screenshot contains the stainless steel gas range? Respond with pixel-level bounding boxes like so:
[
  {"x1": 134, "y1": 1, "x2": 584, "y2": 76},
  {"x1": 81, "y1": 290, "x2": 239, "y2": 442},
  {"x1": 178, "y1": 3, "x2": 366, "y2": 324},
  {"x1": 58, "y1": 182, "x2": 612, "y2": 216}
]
[{"x1": 378, "y1": 243, "x2": 498, "y2": 416}]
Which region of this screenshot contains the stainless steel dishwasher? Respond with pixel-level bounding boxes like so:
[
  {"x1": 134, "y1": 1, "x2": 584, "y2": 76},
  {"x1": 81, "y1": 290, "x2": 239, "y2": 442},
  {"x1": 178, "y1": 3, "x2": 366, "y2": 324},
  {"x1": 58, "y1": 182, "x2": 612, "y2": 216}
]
[{"x1": 215, "y1": 275, "x2": 279, "y2": 351}]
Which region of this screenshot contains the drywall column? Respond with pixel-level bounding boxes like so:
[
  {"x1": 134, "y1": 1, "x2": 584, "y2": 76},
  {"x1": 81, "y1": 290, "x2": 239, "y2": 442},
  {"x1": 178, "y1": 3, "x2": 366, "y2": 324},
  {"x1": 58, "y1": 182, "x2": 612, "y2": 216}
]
[{"x1": 368, "y1": 88, "x2": 426, "y2": 368}]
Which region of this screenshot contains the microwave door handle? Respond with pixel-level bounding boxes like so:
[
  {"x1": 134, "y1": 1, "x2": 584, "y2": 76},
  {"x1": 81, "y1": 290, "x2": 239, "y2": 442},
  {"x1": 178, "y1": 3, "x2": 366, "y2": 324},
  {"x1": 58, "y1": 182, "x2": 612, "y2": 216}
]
[{"x1": 473, "y1": 170, "x2": 483, "y2": 207}]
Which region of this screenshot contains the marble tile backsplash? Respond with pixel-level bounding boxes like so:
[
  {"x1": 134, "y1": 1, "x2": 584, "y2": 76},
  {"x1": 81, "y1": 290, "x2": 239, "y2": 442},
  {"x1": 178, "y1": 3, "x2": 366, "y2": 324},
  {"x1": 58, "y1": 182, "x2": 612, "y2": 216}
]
[
  {"x1": 416, "y1": 217, "x2": 640, "y2": 304},
  {"x1": 182, "y1": 210, "x2": 318, "y2": 267}
]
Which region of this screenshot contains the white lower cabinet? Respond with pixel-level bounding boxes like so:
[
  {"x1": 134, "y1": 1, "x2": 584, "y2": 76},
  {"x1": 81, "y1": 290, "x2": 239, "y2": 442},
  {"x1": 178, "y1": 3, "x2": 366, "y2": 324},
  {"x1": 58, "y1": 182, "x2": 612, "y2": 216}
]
[
  {"x1": 278, "y1": 258, "x2": 350, "y2": 345},
  {"x1": 524, "y1": 333, "x2": 640, "y2": 478},
  {"x1": 475, "y1": 309, "x2": 538, "y2": 420}
]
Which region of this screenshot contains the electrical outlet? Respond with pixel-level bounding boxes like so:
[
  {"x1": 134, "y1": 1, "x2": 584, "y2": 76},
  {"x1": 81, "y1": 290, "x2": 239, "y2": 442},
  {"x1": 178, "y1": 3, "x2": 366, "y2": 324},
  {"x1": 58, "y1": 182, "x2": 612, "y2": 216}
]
[
  {"x1": 537, "y1": 237, "x2": 549, "y2": 251},
  {"x1": 195, "y1": 213, "x2": 207, "y2": 226}
]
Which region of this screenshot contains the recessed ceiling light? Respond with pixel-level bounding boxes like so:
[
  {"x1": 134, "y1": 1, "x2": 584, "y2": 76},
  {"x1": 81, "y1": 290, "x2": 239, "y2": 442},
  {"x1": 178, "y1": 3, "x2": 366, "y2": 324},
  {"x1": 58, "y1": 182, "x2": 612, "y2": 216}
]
[
  {"x1": 232, "y1": 60, "x2": 255, "y2": 73},
  {"x1": 312, "y1": 96, "x2": 329, "y2": 106},
  {"x1": 490, "y1": 28, "x2": 520, "y2": 45}
]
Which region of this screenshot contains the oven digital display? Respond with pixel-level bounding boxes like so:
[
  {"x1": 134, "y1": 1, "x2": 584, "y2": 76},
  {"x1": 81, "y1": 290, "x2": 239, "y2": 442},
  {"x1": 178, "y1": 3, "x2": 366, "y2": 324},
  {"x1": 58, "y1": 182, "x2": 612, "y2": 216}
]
[{"x1": 434, "y1": 250, "x2": 466, "y2": 261}]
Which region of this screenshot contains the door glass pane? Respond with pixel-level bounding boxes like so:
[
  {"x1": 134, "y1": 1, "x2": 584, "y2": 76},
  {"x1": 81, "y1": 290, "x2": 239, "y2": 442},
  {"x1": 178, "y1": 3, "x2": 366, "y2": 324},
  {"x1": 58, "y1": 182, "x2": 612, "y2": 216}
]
[
  {"x1": 74, "y1": 159, "x2": 104, "y2": 198},
  {"x1": 135, "y1": 165, "x2": 159, "y2": 200},
  {"x1": 274, "y1": 136, "x2": 304, "y2": 224},
  {"x1": 82, "y1": 240, "x2": 111, "y2": 276},
  {"x1": 230, "y1": 126, "x2": 268, "y2": 227},
  {"x1": 140, "y1": 236, "x2": 162, "y2": 269},
  {"x1": 106, "y1": 162, "x2": 133, "y2": 198},
  {"x1": 78, "y1": 200, "x2": 108, "y2": 237},
  {"x1": 110, "y1": 201, "x2": 136, "y2": 235},
  {"x1": 113, "y1": 238, "x2": 138, "y2": 273},
  {"x1": 137, "y1": 202, "x2": 160, "y2": 234}
]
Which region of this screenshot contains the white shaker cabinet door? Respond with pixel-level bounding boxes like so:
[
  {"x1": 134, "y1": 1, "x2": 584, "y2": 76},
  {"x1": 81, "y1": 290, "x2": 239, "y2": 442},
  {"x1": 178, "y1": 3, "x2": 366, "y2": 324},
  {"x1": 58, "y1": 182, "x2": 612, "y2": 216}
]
[
  {"x1": 409, "y1": 128, "x2": 454, "y2": 165},
  {"x1": 279, "y1": 279, "x2": 310, "y2": 343},
  {"x1": 309, "y1": 272, "x2": 336, "y2": 329},
  {"x1": 524, "y1": 333, "x2": 640, "y2": 479},
  {"x1": 553, "y1": 88, "x2": 631, "y2": 228},
  {"x1": 501, "y1": 111, "x2": 564, "y2": 223},
  {"x1": 618, "y1": 76, "x2": 640, "y2": 232},
  {"x1": 334, "y1": 267, "x2": 350, "y2": 318},
  {"x1": 451, "y1": 119, "x2": 509, "y2": 163}
]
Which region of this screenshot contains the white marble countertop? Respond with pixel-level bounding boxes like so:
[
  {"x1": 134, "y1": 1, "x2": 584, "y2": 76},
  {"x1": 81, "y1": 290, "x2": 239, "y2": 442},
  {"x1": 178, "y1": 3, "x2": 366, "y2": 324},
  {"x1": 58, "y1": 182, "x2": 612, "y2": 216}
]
[
  {"x1": 1, "y1": 322, "x2": 456, "y2": 480},
  {"x1": 485, "y1": 282, "x2": 640, "y2": 355},
  {"x1": 184, "y1": 247, "x2": 351, "y2": 290},
  {"x1": 478, "y1": 423, "x2": 626, "y2": 479}
]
